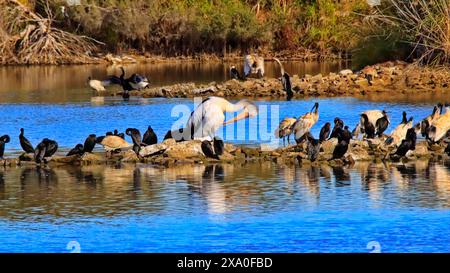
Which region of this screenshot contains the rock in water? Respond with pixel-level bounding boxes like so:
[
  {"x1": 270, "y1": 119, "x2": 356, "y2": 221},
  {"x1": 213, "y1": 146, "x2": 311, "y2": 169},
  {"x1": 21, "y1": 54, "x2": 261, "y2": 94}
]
[{"x1": 139, "y1": 143, "x2": 169, "y2": 157}]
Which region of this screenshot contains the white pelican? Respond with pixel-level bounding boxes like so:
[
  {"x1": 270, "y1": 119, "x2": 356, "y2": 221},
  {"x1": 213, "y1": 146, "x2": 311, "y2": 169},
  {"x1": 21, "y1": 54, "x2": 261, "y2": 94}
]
[
  {"x1": 385, "y1": 112, "x2": 413, "y2": 146},
  {"x1": 187, "y1": 97, "x2": 258, "y2": 140},
  {"x1": 274, "y1": 117, "x2": 296, "y2": 146},
  {"x1": 244, "y1": 54, "x2": 264, "y2": 78},
  {"x1": 428, "y1": 110, "x2": 450, "y2": 143},
  {"x1": 293, "y1": 102, "x2": 319, "y2": 143}
]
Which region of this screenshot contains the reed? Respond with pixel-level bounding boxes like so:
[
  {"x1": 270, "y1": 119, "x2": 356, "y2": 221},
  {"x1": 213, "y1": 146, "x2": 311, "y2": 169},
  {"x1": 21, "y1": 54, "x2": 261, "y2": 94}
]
[{"x1": 374, "y1": 0, "x2": 450, "y2": 65}]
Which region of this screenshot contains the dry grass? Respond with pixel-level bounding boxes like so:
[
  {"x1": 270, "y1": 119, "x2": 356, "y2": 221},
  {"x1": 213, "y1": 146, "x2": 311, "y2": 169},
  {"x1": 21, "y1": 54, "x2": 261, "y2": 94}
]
[
  {"x1": 0, "y1": 0, "x2": 100, "y2": 65},
  {"x1": 373, "y1": 0, "x2": 450, "y2": 65}
]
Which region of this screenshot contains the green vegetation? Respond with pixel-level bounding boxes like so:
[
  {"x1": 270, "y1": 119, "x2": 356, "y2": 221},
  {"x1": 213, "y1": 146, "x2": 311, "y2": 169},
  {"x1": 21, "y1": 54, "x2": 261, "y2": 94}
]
[
  {"x1": 46, "y1": 0, "x2": 371, "y2": 57},
  {"x1": 3, "y1": 0, "x2": 450, "y2": 66}
]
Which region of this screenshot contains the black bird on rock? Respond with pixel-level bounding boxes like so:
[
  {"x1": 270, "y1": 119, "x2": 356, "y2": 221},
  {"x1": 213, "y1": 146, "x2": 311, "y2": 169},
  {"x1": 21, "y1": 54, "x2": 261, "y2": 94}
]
[
  {"x1": 395, "y1": 128, "x2": 417, "y2": 157},
  {"x1": 67, "y1": 144, "x2": 84, "y2": 156},
  {"x1": 274, "y1": 58, "x2": 293, "y2": 100},
  {"x1": 126, "y1": 128, "x2": 143, "y2": 154},
  {"x1": 304, "y1": 132, "x2": 321, "y2": 162},
  {"x1": 230, "y1": 66, "x2": 243, "y2": 80},
  {"x1": 332, "y1": 126, "x2": 352, "y2": 160},
  {"x1": 83, "y1": 134, "x2": 97, "y2": 153},
  {"x1": 319, "y1": 122, "x2": 331, "y2": 143},
  {"x1": 113, "y1": 129, "x2": 125, "y2": 139},
  {"x1": 19, "y1": 128, "x2": 34, "y2": 153},
  {"x1": 375, "y1": 110, "x2": 390, "y2": 137},
  {"x1": 142, "y1": 126, "x2": 157, "y2": 145},
  {"x1": 329, "y1": 117, "x2": 344, "y2": 139},
  {"x1": 34, "y1": 138, "x2": 58, "y2": 163},
  {"x1": 0, "y1": 135, "x2": 10, "y2": 159},
  {"x1": 201, "y1": 137, "x2": 225, "y2": 159},
  {"x1": 361, "y1": 114, "x2": 375, "y2": 139}
]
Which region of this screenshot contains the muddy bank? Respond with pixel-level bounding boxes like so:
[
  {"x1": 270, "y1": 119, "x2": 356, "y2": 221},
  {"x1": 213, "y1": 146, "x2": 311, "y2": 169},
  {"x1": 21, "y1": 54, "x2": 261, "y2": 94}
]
[
  {"x1": 1, "y1": 138, "x2": 449, "y2": 168},
  {"x1": 101, "y1": 61, "x2": 450, "y2": 99}
]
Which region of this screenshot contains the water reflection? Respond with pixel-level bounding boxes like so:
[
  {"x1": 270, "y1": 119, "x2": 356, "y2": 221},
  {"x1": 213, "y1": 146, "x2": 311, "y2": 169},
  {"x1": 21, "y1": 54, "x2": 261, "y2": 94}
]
[
  {"x1": 0, "y1": 61, "x2": 348, "y2": 103},
  {"x1": 0, "y1": 160, "x2": 449, "y2": 220}
]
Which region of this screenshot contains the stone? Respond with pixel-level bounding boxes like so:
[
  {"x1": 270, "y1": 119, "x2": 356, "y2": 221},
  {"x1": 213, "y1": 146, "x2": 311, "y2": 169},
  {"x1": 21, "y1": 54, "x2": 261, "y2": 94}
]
[
  {"x1": 121, "y1": 150, "x2": 139, "y2": 162},
  {"x1": 139, "y1": 143, "x2": 168, "y2": 157},
  {"x1": 164, "y1": 140, "x2": 204, "y2": 159},
  {"x1": 80, "y1": 152, "x2": 104, "y2": 163},
  {"x1": 339, "y1": 69, "x2": 353, "y2": 76},
  {"x1": 321, "y1": 138, "x2": 337, "y2": 154}
]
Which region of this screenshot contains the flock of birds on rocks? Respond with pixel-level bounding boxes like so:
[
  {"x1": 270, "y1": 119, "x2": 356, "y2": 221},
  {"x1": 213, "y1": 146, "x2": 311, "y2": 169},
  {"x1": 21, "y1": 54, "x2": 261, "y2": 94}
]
[
  {"x1": 274, "y1": 102, "x2": 450, "y2": 162},
  {"x1": 1, "y1": 54, "x2": 449, "y2": 164},
  {"x1": 87, "y1": 53, "x2": 293, "y2": 100}
]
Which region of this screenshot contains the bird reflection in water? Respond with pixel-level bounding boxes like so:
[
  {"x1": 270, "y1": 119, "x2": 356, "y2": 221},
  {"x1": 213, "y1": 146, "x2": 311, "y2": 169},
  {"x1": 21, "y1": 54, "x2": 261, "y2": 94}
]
[{"x1": 332, "y1": 166, "x2": 351, "y2": 187}]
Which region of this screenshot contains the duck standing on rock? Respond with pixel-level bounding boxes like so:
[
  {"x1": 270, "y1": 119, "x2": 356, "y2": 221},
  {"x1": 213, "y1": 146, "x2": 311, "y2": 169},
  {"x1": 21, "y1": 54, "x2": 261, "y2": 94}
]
[
  {"x1": 293, "y1": 102, "x2": 319, "y2": 144},
  {"x1": 273, "y1": 58, "x2": 293, "y2": 100},
  {"x1": 385, "y1": 112, "x2": 413, "y2": 146},
  {"x1": 0, "y1": 135, "x2": 10, "y2": 159},
  {"x1": 274, "y1": 117, "x2": 296, "y2": 146},
  {"x1": 19, "y1": 128, "x2": 34, "y2": 154},
  {"x1": 34, "y1": 138, "x2": 58, "y2": 163},
  {"x1": 187, "y1": 97, "x2": 258, "y2": 140}
]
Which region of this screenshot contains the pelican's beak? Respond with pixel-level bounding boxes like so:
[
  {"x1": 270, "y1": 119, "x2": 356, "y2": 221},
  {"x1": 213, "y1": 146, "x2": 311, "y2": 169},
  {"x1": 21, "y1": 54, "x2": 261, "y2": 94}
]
[{"x1": 223, "y1": 111, "x2": 250, "y2": 125}]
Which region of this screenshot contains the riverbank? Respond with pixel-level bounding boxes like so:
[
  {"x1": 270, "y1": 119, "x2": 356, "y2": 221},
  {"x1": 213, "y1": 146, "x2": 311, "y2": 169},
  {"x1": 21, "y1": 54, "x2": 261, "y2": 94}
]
[
  {"x1": 97, "y1": 61, "x2": 450, "y2": 100},
  {"x1": 1, "y1": 138, "x2": 449, "y2": 169}
]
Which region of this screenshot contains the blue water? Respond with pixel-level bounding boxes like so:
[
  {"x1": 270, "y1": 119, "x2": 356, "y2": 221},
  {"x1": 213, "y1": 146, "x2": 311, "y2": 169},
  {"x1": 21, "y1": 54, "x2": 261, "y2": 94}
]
[
  {"x1": 0, "y1": 161, "x2": 449, "y2": 253},
  {"x1": 0, "y1": 97, "x2": 449, "y2": 253},
  {"x1": 0, "y1": 97, "x2": 438, "y2": 154}
]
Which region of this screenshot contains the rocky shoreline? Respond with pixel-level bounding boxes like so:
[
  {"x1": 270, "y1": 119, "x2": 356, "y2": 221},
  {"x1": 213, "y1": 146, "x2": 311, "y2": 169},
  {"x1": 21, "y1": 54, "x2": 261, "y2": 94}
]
[
  {"x1": 98, "y1": 61, "x2": 450, "y2": 99},
  {"x1": 1, "y1": 138, "x2": 449, "y2": 168}
]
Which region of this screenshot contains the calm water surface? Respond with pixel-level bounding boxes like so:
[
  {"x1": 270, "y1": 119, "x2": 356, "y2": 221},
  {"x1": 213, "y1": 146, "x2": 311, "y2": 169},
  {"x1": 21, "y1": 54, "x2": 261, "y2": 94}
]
[
  {"x1": 0, "y1": 61, "x2": 349, "y2": 103},
  {"x1": 0, "y1": 62, "x2": 449, "y2": 253}
]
